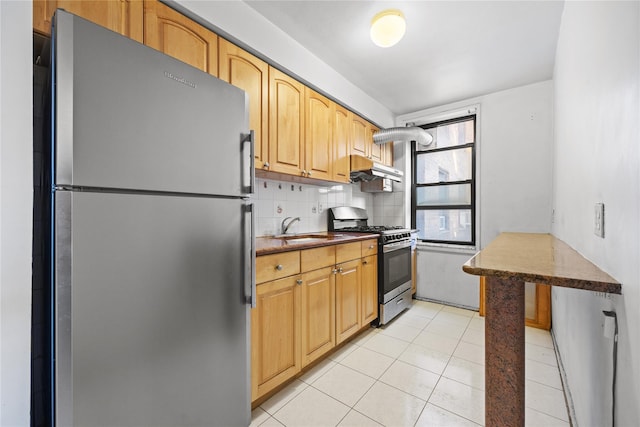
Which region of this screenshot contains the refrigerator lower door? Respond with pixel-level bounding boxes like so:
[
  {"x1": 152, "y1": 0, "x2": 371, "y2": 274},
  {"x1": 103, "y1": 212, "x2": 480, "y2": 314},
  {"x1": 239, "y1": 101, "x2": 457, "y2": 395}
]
[{"x1": 54, "y1": 191, "x2": 250, "y2": 426}]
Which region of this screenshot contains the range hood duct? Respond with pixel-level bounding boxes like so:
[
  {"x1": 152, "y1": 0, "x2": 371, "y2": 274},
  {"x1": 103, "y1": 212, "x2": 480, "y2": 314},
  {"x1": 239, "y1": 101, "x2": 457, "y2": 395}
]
[{"x1": 373, "y1": 127, "x2": 433, "y2": 147}]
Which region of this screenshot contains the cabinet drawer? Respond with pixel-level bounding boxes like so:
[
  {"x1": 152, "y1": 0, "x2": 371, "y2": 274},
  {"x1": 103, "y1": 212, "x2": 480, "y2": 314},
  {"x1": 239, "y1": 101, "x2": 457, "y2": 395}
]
[
  {"x1": 335, "y1": 242, "x2": 361, "y2": 264},
  {"x1": 361, "y1": 239, "x2": 378, "y2": 257},
  {"x1": 256, "y1": 251, "x2": 300, "y2": 284},
  {"x1": 301, "y1": 246, "x2": 336, "y2": 271}
]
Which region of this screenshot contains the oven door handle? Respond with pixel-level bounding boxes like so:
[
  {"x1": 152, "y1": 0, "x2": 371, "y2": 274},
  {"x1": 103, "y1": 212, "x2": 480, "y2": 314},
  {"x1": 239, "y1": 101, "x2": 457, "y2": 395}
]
[{"x1": 382, "y1": 240, "x2": 411, "y2": 253}]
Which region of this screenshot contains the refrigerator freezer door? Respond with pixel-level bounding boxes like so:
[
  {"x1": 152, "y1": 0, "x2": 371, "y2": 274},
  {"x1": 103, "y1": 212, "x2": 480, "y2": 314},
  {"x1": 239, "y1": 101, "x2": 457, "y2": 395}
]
[
  {"x1": 54, "y1": 191, "x2": 250, "y2": 426},
  {"x1": 54, "y1": 11, "x2": 251, "y2": 197}
]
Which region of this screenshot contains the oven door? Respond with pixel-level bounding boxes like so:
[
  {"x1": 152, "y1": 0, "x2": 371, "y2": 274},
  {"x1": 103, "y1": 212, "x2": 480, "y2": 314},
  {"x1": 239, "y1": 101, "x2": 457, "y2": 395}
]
[{"x1": 380, "y1": 240, "x2": 412, "y2": 303}]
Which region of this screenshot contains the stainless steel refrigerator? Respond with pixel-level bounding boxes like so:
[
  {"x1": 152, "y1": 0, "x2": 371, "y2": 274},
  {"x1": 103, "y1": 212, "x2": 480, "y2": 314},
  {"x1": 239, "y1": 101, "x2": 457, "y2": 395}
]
[{"x1": 50, "y1": 10, "x2": 254, "y2": 426}]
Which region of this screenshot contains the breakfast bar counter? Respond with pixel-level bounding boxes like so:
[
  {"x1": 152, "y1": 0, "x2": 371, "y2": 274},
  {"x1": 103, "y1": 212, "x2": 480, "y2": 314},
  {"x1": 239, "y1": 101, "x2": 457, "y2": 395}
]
[{"x1": 462, "y1": 232, "x2": 620, "y2": 426}]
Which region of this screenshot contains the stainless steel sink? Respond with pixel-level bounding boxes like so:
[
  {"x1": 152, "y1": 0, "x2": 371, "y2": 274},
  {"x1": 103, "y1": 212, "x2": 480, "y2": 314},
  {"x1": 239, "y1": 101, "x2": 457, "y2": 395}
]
[
  {"x1": 284, "y1": 237, "x2": 325, "y2": 243},
  {"x1": 276, "y1": 233, "x2": 330, "y2": 240}
]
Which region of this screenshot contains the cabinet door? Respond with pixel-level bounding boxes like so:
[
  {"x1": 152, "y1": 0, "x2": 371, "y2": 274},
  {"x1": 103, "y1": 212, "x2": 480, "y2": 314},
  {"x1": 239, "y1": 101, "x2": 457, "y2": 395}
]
[
  {"x1": 335, "y1": 259, "x2": 361, "y2": 344},
  {"x1": 143, "y1": 0, "x2": 218, "y2": 76},
  {"x1": 251, "y1": 275, "x2": 301, "y2": 401},
  {"x1": 304, "y1": 89, "x2": 333, "y2": 181},
  {"x1": 333, "y1": 104, "x2": 351, "y2": 183},
  {"x1": 219, "y1": 39, "x2": 269, "y2": 170},
  {"x1": 361, "y1": 254, "x2": 378, "y2": 325},
  {"x1": 351, "y1": 114, "x2": 369, "y2": 158},
  {"x1": 479, "y1": 277, "x2": 551, "y2": 330},
  {"x1": 34, "y1": 0, "x2": 143, "y2": 41},
  {"x1": 382, "y1": 142, "x2": 394, "y2": 167},
  {"x1": 269, "y1": 67, "x2": 305, "y2": 176},
  {"x1": 301, "y1": 267, "x2": 335, "y2": 367},
  {"x1": 369, "y1": 123, "x2": 383, "y2": 163}
]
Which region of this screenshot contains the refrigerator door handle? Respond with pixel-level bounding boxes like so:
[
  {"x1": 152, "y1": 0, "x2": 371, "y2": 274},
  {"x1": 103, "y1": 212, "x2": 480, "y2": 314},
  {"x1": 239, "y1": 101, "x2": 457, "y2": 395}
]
[
  {"x1": 241, "y1": 130, "x2": 255, "y2": 195},
  {"x1": 245, "y1": 201, "x2": 256, "y2": 308}
]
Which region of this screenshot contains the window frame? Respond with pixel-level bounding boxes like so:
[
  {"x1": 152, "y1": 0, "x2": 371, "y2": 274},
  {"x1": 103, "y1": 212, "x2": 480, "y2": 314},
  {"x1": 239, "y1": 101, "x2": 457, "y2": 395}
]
[{"x1": 411, "y1": 114, "x2": 477, "y2": 246}]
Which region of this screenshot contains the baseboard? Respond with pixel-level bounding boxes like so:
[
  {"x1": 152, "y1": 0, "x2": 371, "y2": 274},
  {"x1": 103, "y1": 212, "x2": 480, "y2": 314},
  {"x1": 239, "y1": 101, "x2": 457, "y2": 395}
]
[
  {"x1": 551, "y1": 328, "x2": 578, "y2": 427},
  {"x1": 413, "y1": 295, "x2": 479, "y2": 312}
]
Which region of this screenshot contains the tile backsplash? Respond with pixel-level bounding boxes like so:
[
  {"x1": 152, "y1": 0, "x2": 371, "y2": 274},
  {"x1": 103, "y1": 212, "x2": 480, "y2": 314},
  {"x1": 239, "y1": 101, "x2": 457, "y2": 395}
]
[{"x1": 254, "y1": 178, "x2": 406, "y2": 236}]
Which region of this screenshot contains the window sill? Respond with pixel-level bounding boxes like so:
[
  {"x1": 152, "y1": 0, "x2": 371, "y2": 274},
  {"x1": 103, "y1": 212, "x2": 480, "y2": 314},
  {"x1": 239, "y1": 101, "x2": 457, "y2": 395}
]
[{"x1": 416, "y1": 241, "x2": 478, "y2": 255}]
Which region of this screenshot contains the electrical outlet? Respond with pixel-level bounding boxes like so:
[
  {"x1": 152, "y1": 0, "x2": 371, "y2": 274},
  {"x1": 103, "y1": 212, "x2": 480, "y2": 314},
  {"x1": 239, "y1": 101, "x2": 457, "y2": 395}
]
[{"x1": 594, "y1": 203, "x2": 605, "y2": 238}]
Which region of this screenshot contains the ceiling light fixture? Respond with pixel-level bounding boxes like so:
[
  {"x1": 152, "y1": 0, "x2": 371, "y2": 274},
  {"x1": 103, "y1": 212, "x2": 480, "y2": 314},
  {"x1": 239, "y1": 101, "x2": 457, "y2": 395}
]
[{"x1": 370, "y1": 9, "x2": 406, "y2": 48}]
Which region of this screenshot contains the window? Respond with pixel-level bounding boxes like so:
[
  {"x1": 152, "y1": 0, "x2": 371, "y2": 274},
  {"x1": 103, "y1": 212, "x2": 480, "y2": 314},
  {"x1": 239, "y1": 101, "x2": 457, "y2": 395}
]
[{"x1": 411, "y1": 115, "x2": 476, "y2": 245}]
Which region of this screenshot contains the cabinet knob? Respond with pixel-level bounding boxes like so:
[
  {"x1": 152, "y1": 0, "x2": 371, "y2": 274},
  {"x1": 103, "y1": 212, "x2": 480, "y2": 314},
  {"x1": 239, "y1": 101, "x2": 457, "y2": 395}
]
[
  {"x1": 307, "y1": 170, "x2": 312, "y2": 176},
  {"x1": 363, "y1": 260, "x2": 368, "y2": 264},
  {"x1": 332, "y1": 269, "x2": 338, "y2": 274},
  {"x1": 369, "y1": 245, "x2": 374, "y2": 249},
  {"x1": 275, "y1": 264, "x2": 283, "y2": 271},
  {"x1": 338, "y1": 267, "x2": 343, "y2": 273},
  {"x1": 263, "y1": 162, "x2": 270, "y2": 169},
  {"x1": 302, "y1": 170, "x2": 307, "y2": 176},
  {"x1": 296, "y1": 279, "x2": 303, "y2": 285}
]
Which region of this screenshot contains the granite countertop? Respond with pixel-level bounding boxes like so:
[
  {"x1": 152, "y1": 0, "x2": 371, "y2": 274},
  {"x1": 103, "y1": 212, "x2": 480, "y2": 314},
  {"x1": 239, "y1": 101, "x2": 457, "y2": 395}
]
[
  {"x1": 463, "y1": 232, "x2": 621, "y2": 294},
  {"x1": 256, "y1": 232, "x2": 379, "y2": 256}
]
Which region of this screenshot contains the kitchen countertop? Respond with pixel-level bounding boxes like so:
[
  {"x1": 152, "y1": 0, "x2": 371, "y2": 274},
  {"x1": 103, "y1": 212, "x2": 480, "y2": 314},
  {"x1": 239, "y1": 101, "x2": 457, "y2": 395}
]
[
  {"x1": 463, "y1": 232, "x2": 621, "y2": 293},
  {"x1": 256, "y1": 232, "x2": 379, "y2": 255},
  {"x1": 462, "y1": 232, "x2": 621, "y2": 426}
]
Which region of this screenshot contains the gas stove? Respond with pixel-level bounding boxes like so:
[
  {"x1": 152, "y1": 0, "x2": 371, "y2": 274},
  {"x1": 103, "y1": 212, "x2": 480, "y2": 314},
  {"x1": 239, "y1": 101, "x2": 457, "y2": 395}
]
[
  {"x1": 336, "y1": 225, "x2": 411, "y2": 244},
  {"x1": 327, "y1": 207, "x2": 411, "y2": 244}
]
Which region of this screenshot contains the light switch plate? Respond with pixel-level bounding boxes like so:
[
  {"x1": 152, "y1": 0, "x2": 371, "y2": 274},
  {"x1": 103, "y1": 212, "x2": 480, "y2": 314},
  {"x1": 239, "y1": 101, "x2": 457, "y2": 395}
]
[{"x1": 594, "y1": 203, "x2": 605, "y2": 238}]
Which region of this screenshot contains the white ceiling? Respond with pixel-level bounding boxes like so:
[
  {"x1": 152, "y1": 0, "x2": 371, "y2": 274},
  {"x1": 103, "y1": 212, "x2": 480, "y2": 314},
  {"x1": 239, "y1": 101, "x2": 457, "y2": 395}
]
[{"x1": 244, "y1": 0, "x2": 565, "y2": 115}]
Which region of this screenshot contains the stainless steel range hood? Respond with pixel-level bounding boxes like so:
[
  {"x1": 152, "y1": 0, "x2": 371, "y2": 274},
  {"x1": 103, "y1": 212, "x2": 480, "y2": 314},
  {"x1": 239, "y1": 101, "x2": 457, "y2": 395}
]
[{"x1": 349, "y1": 155, "x2": 403, "y2": 183}]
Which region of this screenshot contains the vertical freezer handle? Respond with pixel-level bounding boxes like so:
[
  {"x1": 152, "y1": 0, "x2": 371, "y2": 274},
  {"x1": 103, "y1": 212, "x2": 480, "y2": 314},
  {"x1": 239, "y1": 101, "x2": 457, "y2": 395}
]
[{"x1": 241, "y1": 130, "x2": 255, "y2": 195}]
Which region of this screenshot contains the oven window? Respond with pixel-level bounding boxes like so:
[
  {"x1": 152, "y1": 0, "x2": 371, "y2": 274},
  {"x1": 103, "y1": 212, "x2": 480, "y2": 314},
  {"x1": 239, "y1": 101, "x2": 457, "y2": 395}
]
[{"x1": 382, "y1": 246, "x2": 412, "y2": 295}]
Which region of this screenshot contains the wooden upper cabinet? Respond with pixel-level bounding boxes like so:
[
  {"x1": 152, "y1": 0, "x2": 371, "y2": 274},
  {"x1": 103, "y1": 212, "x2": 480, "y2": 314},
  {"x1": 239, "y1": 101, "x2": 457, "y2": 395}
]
[
  {"x1": 368, "y1": 123, "x2": 383, "y2": 163},
  {"x1": 219, "y1": 39, "x2": 269, "y2": 170},
  {"x1": 269, "y1": 67, "x2": 305, "y2": 176},
  {"x1": 143, "y1": 0, "x2": 217, "y2": 76},
  {"x1": 382, "y1": 141, "x2": 394, "y2": 167},
  {"x1": 304, "y1": 88, "x2": 333, "y2": 181},
  {"x1": 350, "y1": 114, "x2": 369, "y2": 158},
  {"x1": 333, "y1": 104, "x2": 351, "y2": 183},
  {"x1": 34, "y1": 0, "x2": 143, "y2": 42}
]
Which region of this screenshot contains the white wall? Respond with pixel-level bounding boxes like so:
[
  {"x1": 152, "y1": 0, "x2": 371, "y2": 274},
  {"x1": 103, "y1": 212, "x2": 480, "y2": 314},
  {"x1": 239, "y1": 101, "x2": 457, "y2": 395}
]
[
  {"x1": 398, "y1": 81, "x2": 554, "y2": 308},
  {"x1": 0, "y1": 1, "x2": 33, "y2": 425},
  {"x1": 170, "y1": 0, "x2": 395, "y2": 128},
  {"x1": 552, "y1": 1, "x2": 640, "y2": 426}
]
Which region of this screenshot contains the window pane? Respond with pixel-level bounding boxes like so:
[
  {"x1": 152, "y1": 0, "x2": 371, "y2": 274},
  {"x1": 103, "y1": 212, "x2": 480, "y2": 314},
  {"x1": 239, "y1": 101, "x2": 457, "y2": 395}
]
[
  {"x1": 416, "y1": 118, "x2": 474, "y2": 151},
  {"x1": 415, "y1": 209, "x2": 473, "y2": 243},
  {"x1": 416, "y1": 148, "x2": 472, "y2": 184},
  {"x1": 416, "y1": 183, "x2": 471, "y2": 206}
]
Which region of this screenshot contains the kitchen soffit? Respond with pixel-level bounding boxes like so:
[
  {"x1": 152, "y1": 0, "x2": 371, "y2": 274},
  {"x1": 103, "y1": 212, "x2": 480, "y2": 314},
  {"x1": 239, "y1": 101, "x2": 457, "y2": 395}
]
[{"x1": 244, "y1": 0, "x2": 564, "y2": 115}]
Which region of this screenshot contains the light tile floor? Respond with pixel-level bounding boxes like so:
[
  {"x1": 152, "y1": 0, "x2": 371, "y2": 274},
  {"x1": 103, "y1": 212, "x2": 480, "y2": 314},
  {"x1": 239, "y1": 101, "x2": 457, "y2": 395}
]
[{"x1": 250, "y1": 300, "x2": 571, "y2": 427}]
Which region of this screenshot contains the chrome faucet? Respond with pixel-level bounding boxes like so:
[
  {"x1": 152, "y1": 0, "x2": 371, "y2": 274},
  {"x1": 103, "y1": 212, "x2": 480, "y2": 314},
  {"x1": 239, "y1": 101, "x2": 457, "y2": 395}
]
[{"x1": 281, "y1": 217, "x2": 301, "y2": 235}]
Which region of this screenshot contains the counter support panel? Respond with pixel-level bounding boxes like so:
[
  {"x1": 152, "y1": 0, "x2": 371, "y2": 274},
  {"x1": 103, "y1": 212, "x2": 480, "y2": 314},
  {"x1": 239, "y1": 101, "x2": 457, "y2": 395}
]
[
  {"x1": 463, "y1": 232, "x2": 621, "y2": 426},
  {"x1": 485, "y1": 276, "x2": 525, "y2": 427}
]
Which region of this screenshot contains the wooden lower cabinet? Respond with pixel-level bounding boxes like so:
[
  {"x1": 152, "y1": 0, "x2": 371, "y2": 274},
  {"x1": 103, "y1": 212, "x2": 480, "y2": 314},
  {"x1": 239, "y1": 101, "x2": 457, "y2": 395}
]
[
  {"x1": 361, "y1": 254, "x2": 378, "y2": 325},
  {"x1": 251, "y1": 275, "x2": 301, "y2": 401},
  {"x1": 479, "y1": 276, "x2": 551, "y2": 330},
  {"x1": 335, "y1": 259, "x2": 362, "y2": 344},
  {"x1": 301, "y1": 266, "x2": 335, "y2": 367},
  {"x1": 253, "y1": 242, "x2": 378, "y2": 403}
]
